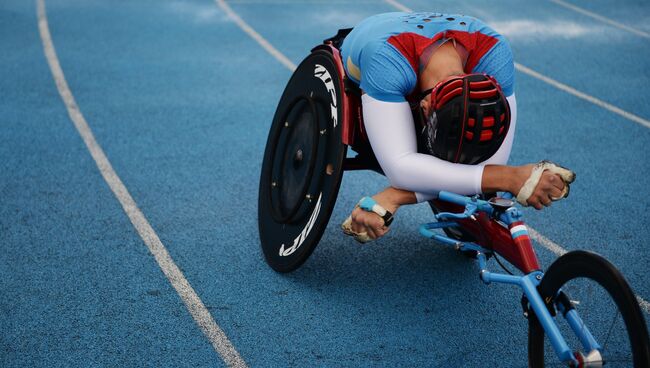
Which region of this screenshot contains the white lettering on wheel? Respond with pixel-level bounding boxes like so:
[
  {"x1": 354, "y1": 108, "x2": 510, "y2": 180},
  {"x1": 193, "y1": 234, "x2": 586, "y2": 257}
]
[
  {"x1": 314, "y1": 64, "x2": 338, "y2": 128},
  {"x1": 279, "y1": 193, "x2": 323, "y2": 257}
]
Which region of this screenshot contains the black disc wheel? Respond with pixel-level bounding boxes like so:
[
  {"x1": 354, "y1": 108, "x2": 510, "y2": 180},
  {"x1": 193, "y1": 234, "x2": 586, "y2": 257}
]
[
  {"x1": 528, "y1": 251, "x2": 650, "y2": 367},
  {"x1": 258, "y1": 50, "x2": 347, "y2": 273}
]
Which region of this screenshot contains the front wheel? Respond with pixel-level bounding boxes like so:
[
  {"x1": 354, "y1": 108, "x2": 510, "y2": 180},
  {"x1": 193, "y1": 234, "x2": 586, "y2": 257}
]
[{"x1": 528, "y1": 250, "x2": 650, "y2": 367}]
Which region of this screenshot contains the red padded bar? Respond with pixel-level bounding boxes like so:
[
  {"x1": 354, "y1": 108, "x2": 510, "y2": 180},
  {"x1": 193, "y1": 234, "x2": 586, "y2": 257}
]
[
  {"x1": 480, "y1": 130, "x2": 493, "y2": 141},
  {"x1": 469, "y1": 80, "x2": 493, "y2": 89},
  {"x1": 469, "y1": 88, "x2": 497, "y2": 99},
  {"x1": 435, "y1": 87, "x2": 463, "y2": 110},
  {"x1": 438, "y1": 78, "x2": 464, "y2": 97}
]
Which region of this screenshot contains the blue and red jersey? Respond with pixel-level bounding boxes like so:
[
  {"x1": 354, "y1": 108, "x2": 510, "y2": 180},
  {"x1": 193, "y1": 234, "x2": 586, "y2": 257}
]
[{"x1": 340, "y1": 12, "x2": 515, "y2": 102}]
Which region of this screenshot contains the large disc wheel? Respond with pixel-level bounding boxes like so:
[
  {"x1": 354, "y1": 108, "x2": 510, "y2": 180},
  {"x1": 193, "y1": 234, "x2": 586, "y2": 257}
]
[
  {"x1": 258, "y1": 50, "x2": 347, "y2": 273},
  {"x1": 528, "y1": 250, "x2": 650, "y2": 367}
]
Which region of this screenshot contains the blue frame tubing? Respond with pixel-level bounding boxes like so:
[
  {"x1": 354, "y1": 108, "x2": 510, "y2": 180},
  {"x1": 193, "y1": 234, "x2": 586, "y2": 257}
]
[{"x1": 419, "y1": 191, "x2": 604, "y2": 366}]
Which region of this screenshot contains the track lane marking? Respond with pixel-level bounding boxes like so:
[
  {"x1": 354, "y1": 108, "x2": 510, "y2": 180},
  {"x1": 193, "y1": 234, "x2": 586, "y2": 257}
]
[
  {"x1": 513, "y1": 63, "x2": 650, "y2": 129},
  {"x1": 383, "y1": 0, "x2": 409, "y2": 12},
  {"x1": 549, "y1": 0, "x2": 650, "y2": 40},
  {"x1": 36, "y1": 1, "x2": 247, "y2": 366},
  {"x1": 215, "y1": 0, "x2": 650, "y2": 316},
  {"x1": 215, "y1": 0, "x2": 296, "y2": 71}
]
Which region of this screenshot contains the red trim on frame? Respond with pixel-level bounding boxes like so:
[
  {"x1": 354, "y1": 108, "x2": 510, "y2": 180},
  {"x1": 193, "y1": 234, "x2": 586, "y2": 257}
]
[
  {"x1": 432, "y1": 201, "x2": 541, "y2": 273},
  {"x1": 314, "y1": 44, "x2": 358, "y2": 146}
]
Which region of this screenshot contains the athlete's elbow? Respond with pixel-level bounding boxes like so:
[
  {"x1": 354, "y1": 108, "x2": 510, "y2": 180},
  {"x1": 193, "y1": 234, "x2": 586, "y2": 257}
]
[{"x1": 383, "y1": 164, "x2": 416, "y2": 191}]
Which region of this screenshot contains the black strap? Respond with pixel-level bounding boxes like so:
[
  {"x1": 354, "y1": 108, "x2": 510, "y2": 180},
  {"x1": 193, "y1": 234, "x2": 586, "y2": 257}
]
[
  {"x1": 382, "y1": 211, "x2": 394, "y2": 227},
  {"x1": 323, "y1": 28, "x2": 354, "y2": 49}
]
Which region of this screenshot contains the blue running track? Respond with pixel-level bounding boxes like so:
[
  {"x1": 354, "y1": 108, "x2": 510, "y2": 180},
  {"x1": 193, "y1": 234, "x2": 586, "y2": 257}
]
[{"x1": 1, "y1": 0, "x2": 649, "y2": 366}]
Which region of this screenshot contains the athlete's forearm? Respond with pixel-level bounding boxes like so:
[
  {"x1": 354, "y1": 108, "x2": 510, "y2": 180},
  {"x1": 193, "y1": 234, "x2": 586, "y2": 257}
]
[
  {"x1": 362, "y1": 95, "x2": 484, "y2": 196},
  {"x1": 481, "y1": 165, "x2": 528, "y2": 194},
  {"x1": 371, "y1": 187, "x2": 418, "y2": 214},
  {"x1": 361, "y1": 94, "x2": 519, "y2": 202},
  {"x1": 375, "y1": 165, "x2": 527, "y2": 212},
  {"x1": 375, "y1": 166, "x2": 527, "y2": 215}
]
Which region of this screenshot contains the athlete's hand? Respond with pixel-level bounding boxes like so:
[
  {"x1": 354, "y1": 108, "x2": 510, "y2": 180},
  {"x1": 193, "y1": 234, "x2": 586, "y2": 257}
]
[
  {"x1": 516, "y1": 164, "x2": 566, "y2": 210},
  {"x1": 349, "y1": 205, "x2": 390, "y2": 240},
  {"x1": 342, "y1": 188, "x2": 416, "y2": 243}
]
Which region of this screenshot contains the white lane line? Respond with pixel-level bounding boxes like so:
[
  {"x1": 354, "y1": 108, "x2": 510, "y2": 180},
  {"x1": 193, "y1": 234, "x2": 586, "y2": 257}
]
[
  {"x1": 550, "y1": 0, "x2": 650, "y2": 40},
  {"x1": 229, "y1": 0, "x2": 376, "y2": 3},
  {"x1": 214, "y1": 0, "x2": 296, "y2": 71},
  {"x1": 383, "y1": 0, "x2": 410, "y2": 12},
  {"x1": 36, "y1": 1, "x2": 247, "y2": 366},
  {"x1": 638, "y1": 296, "x2": 650, "y2": 315},
  {"x1": 527, "y1": 227, "x2": 567, "y2": 257},
  {"x1": 216, "y1": 0, "x2": 650, "y2": 316},
  {"x1": 514, "y1": 63, "x2": 650, "y2": 129},
  {"x1": 528, "y1": 227, "x2": 650, "y2": 315},
  {"x1": 382, "y1": 0, "x2": 650, "y2": 130}
]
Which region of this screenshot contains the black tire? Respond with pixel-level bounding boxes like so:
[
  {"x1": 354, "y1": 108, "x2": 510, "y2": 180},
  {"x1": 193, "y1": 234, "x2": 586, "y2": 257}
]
[
  {"x1": 528, "y1": 250, "x2": 650, "y2": 367},
  {"x1": 258, "y1": 50, "x2": 347, "y2": 273}
]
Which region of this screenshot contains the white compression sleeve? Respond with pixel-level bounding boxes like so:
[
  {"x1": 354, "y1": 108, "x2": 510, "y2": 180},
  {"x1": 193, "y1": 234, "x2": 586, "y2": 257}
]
[
  {"x1": 361, "y1": 94, "x2": 518, "y2": 203},
  {"x1": 362, "y1": 94, "x2": 483, "y2": 200}
]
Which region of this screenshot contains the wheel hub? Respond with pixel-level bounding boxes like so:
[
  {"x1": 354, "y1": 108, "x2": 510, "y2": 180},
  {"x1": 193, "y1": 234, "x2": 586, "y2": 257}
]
[{"x1": 293, "y1": 148, "x2": 304, "y2": 167}]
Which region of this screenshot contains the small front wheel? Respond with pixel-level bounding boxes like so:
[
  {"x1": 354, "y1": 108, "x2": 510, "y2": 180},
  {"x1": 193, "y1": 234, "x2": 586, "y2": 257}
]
[{"x1": 528, "y1": 250, "x2": 650, "y2": 367}]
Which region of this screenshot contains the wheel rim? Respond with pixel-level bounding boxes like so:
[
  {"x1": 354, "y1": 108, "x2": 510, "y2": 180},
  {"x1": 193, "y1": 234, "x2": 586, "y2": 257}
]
[
  {"x1": 542, "y1": 278, "x2": 635, "y2": 367},
  {"x1": 529, "y1": 251, "x2": 649, "y2": 367}
]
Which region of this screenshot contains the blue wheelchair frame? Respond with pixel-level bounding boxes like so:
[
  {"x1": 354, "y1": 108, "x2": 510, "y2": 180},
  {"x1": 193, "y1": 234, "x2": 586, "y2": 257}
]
[{"x1": 419, "y1": 191, "x2": 600, "y2": 365}]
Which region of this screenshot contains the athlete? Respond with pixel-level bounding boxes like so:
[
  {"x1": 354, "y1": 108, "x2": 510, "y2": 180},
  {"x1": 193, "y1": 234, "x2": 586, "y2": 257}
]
[{"x1": 338, "y1": 12, "x2": 575, "y2": 243}]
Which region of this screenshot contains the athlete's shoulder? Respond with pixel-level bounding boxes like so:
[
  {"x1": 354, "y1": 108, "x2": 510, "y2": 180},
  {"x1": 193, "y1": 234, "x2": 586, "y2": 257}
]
[
  {"x1": 359, "y1": 42, "x2": 417, "y2": 102},
  {"x1": 472, "y1": 34, "x2": 515, "y2": 96}
]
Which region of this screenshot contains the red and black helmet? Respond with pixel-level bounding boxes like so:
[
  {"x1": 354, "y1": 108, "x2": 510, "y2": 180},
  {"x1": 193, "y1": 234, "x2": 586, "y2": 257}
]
[{"x1": 420, "y1": 73, "x2": 510, "y2": 165}]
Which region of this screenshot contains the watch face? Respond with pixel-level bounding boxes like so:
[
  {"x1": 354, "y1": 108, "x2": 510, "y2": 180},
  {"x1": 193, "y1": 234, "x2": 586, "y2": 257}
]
[{"x1": 488, "y1": 197, "x2": 515, "y2": 209}]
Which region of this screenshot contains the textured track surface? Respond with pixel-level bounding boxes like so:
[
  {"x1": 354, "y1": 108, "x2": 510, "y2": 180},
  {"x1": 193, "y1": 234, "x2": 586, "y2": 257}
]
[{"x1": 1, "y1": 0, "x2": 649, "y2": 366}]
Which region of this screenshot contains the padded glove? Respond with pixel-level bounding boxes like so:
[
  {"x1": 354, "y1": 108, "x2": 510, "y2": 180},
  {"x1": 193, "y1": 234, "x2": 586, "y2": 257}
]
[{"x1": 516, "y1": 160, "x2": 576, "y2": 206}]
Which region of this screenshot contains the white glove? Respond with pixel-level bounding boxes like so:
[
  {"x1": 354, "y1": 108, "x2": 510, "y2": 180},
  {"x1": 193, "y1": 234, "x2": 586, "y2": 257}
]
[{"x1": 341, "y1": 216, "x2": 373, "y2": 244}]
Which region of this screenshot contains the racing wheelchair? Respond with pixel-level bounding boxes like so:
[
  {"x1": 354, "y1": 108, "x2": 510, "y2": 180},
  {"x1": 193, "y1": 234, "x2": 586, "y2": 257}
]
[
  {"x1": 258, "y1": 28, "x2": 499, "y2": 273},
  {"x1": 258, "y1": 30, "x2": 650, "y2": 366}
]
